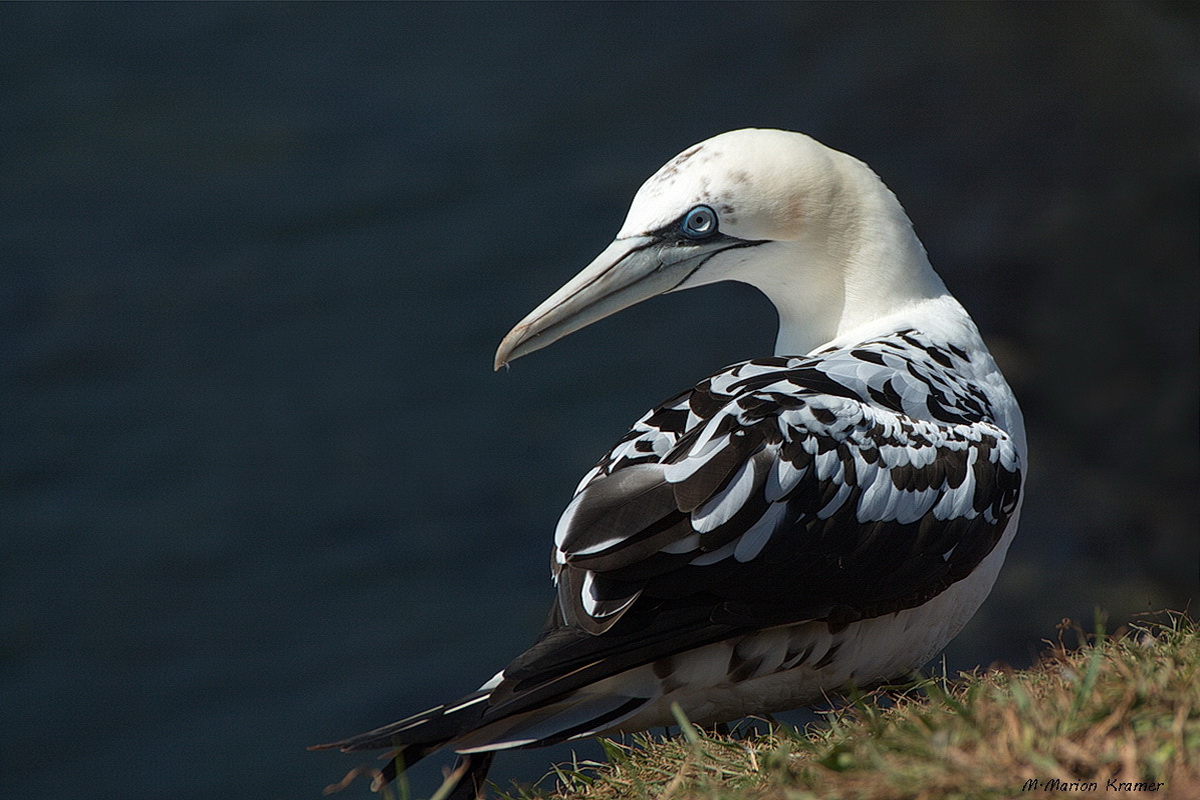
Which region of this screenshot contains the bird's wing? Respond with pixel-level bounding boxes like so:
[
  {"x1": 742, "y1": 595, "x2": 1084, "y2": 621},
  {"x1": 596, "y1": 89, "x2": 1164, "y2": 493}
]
[{"x1": 491, "y1": 338, "x2": 1021, "y2": 710}]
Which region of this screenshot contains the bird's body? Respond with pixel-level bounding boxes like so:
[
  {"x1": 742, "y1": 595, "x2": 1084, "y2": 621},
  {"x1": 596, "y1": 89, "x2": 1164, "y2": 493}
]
[{"x1": 314, "y1": 130, "x2": 1026, "y2": 797}]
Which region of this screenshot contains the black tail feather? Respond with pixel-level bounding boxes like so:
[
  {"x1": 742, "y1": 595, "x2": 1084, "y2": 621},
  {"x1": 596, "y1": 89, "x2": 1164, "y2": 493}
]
[
  {"x1": 312, "y1": 690, "x2": 491, "y2": 753},
  {"x1": 313, "y1": 689, "x2": 497, "y2": 794}
]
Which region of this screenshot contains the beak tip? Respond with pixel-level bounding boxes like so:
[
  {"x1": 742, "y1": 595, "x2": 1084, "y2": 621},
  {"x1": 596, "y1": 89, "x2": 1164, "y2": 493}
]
[
  {"x1": 492, "y1": 343, "x2": 509, "y2": 371},
  {"x1": 494, "y1": 329, "x2": 521, "y2": 372}
]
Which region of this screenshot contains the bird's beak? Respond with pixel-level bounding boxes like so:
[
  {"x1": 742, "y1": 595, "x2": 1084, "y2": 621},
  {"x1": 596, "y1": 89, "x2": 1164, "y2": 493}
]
[{"x1": 494, "y1": 235, "x2": 736, "y2": 370}]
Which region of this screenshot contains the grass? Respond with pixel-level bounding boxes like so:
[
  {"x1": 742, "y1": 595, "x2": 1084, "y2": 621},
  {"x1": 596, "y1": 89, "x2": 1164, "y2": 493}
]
[{"x1": 493, "y1": 611, "x2": 1199, "y2": 800}]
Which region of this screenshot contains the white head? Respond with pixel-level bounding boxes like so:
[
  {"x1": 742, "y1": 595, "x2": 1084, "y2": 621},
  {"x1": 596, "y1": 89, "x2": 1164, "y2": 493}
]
[
  {"x1": 619, "y1": 128, "x2": 846, "y2": 242},
  {"x1": 496, "y1": 129, "x2": 948, "y2": 367}
]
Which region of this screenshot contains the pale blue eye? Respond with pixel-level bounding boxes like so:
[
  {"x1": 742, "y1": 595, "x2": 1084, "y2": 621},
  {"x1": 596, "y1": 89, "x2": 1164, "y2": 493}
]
[{"x1": 680, "y1": 205, "x2": 718, "y2": 239}]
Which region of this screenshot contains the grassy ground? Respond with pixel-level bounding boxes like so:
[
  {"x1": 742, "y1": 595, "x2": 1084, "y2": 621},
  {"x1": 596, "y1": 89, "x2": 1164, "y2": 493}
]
[{"x1": 491, "y1": 611, "x2": 1199, "y2": 800}]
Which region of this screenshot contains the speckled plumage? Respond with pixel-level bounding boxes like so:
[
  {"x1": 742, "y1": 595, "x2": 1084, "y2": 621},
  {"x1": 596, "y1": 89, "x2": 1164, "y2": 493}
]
[{"x1": 556, "y1": 327, "x2": 1021, "y2": 633}]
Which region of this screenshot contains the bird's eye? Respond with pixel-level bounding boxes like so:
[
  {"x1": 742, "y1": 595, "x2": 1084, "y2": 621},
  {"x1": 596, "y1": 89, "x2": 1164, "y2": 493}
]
[{"x1": 680, "y1": 205, "x2": 718, "y2": 240}]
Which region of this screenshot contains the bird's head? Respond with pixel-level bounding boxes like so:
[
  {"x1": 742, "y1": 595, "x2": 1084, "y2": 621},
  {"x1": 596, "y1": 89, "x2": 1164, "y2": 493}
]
[{"x1": 495, "y1": 129, "x2": 941, "y2": 369}]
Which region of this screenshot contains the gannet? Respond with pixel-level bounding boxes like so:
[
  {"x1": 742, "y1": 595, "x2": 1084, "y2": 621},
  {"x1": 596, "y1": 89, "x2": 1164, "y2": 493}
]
[{"x1": 314, "y1": 129, "x2": 1026, "y2": 798}]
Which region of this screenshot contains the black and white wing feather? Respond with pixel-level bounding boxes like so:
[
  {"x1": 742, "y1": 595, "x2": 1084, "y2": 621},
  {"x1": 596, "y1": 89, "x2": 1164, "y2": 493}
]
[{"x1": 544, "y1": 329, "x2": 1022, "y2": 658}]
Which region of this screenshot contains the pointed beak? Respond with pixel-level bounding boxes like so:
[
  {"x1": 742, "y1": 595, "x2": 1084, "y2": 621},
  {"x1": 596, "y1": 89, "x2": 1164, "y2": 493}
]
[{"x1": 495, "y1": 235, "x2": 744, "y2": 370}]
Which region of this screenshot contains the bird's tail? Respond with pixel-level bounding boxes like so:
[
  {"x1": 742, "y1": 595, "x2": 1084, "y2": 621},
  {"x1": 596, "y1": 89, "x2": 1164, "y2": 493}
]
[
  {"x1": 312, "y1": 679, "x2": 657, "y2": 796},
  {"x1": 310, "y1": 688, "x2": 494, "y2": 795},
  {"x1": 317, "y1": 688, "x2": 493, "y2": 753}
]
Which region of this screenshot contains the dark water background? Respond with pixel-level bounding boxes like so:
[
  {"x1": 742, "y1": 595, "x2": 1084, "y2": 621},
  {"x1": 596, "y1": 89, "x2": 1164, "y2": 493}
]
[{"x1": 3, "y1": 4, "x2": 1197, "y2": 799}]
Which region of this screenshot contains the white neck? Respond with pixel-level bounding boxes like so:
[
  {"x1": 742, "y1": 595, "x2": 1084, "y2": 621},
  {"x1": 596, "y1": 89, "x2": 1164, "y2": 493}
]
[{"x1": 731, "y1": 158, "x2": 950, "y2": 356}]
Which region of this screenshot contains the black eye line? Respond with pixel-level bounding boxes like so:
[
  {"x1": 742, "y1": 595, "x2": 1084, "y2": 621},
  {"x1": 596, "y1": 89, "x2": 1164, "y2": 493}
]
[{"x1": 650, "y1": 228, "x2": 762, "y2": 251}]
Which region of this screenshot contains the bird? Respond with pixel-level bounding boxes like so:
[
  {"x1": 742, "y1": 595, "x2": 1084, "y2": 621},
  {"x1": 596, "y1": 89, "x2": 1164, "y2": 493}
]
[{"x1": 312, "y1": 129, "x2": 1026, "y2": 798}]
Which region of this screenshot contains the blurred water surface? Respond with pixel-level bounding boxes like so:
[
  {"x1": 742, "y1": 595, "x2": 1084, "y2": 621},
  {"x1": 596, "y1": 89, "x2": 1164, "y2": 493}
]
[{"x1": 2, "y1": 4, "x2": 1196, "y2": 799}]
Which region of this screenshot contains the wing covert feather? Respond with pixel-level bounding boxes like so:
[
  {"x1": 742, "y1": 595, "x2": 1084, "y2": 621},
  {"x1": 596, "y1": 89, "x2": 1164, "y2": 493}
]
[{"x1": 551, "y1": 334, "x2": 1022, "y2": 643}]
